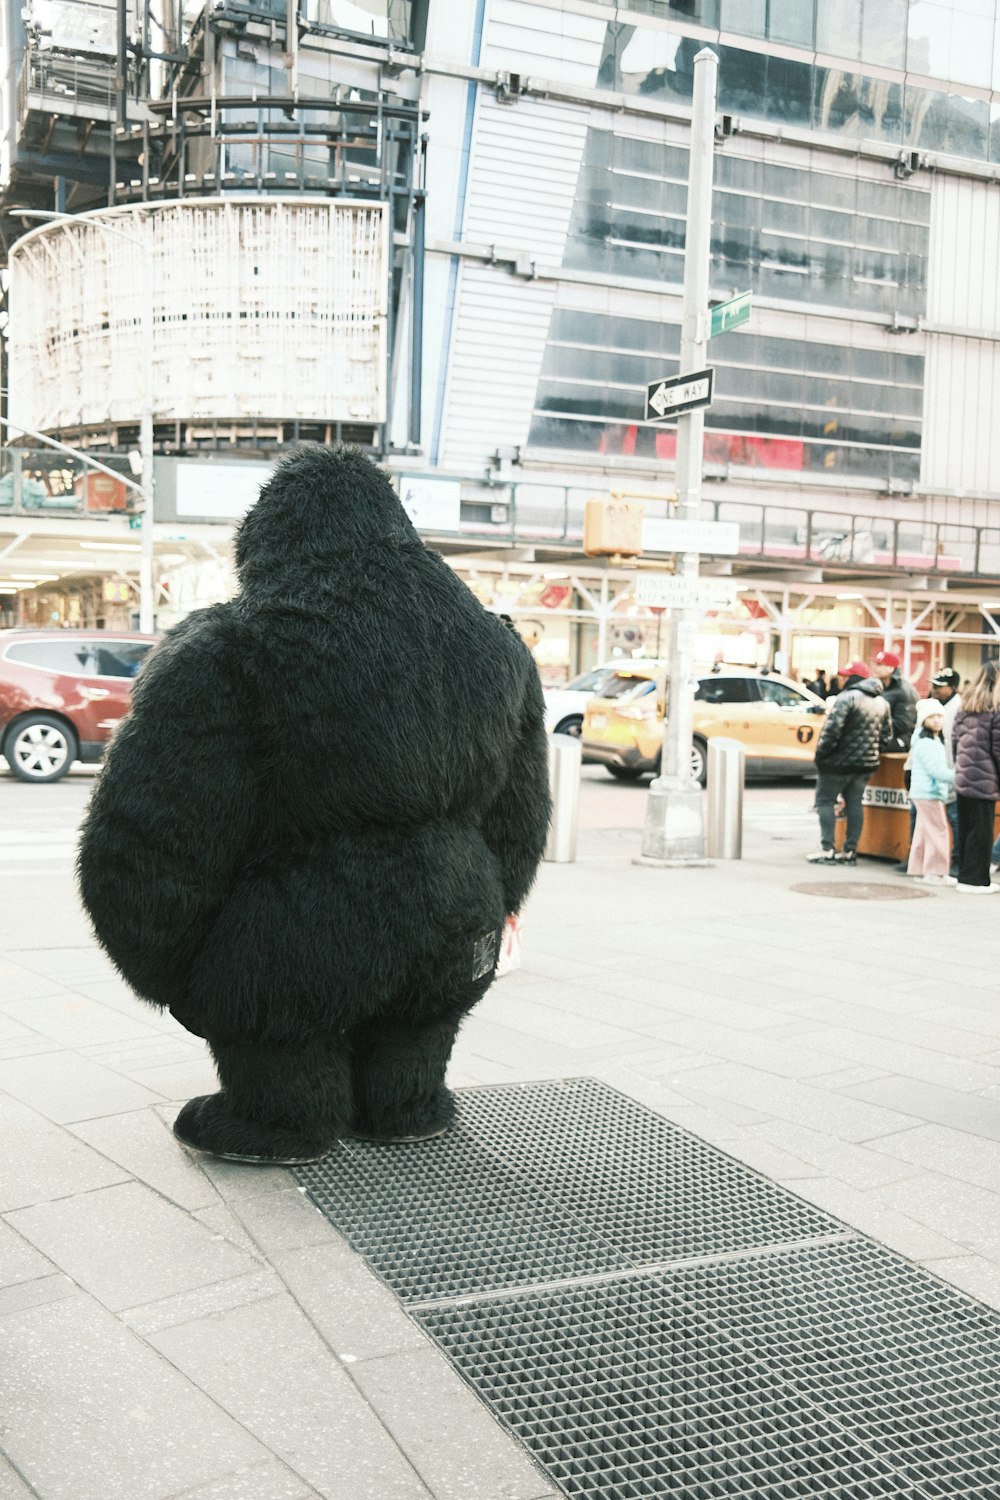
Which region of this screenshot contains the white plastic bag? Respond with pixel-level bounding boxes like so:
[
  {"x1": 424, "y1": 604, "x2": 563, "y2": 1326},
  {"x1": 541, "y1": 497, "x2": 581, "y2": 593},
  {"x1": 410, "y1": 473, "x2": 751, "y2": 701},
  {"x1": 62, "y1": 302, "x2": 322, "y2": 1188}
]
[{"x1": 494, "y1": 914, "x2": 522, "y2": 977}]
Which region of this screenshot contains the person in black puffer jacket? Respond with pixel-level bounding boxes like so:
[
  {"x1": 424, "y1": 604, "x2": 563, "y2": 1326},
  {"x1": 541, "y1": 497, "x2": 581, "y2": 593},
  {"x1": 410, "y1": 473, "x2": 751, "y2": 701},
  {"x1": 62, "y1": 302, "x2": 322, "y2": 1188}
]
[
  {"x1": 78, "y1": 446, "x2": 552, "y2": 1164},
  {"x1": 808, "y1": 660, "x2": 892, "y2": 866},
  {"x1": 872, "y1": 649, "x2": 918, "y2": 752},
  {"x1": 952, "y1": 658, "x2": 1000, "y2": 893}
]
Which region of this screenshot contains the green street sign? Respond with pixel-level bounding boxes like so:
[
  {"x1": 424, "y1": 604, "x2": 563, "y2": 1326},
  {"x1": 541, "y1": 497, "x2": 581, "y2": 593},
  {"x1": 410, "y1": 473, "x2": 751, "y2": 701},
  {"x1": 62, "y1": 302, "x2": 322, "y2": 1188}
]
[{"x1": 709, "y1": 290, "x2": 751, "y2": 338}]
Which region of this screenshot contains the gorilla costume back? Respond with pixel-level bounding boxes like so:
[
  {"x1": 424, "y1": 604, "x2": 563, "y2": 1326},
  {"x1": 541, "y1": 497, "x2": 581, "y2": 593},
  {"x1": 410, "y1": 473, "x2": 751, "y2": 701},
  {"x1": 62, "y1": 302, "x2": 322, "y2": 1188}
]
[{"x1": 78, "y1": 447, "x2": 551, "y2": 1162}]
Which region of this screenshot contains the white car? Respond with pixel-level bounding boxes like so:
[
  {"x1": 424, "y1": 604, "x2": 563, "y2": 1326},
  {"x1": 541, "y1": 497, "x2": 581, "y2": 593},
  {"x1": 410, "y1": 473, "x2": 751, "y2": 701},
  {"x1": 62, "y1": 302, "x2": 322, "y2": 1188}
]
[{"x1": 543, "y1": 660, "x2": 663, "y2": 739}]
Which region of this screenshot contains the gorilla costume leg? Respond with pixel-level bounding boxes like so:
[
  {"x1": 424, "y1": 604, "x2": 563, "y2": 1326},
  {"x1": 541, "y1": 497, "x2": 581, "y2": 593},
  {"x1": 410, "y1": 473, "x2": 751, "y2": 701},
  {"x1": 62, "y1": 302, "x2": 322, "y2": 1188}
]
[
  {"x1": 348, "y1": 1008, "x2": 465, "y2": 1141},
  {"x1": 348, "y1": 960, "x2": 497, "y2": 1141},
  {"x1": 174, "y1": 1035, "x2": 352, "y2": 1164}
]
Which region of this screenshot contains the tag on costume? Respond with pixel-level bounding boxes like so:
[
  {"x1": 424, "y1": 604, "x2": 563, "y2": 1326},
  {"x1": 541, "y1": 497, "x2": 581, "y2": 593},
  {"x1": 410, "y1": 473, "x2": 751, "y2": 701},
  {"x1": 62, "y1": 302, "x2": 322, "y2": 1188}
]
[{"x1": 472, "y1": 931, "x2": 500, "y2": 980}]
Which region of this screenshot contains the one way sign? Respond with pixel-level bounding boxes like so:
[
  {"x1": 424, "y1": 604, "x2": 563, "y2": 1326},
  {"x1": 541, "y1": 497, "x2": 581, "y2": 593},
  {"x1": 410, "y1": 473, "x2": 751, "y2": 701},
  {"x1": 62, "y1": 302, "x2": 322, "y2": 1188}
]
[{"x1": 645, "y1": 368, "x2": 715, "y2": 422}]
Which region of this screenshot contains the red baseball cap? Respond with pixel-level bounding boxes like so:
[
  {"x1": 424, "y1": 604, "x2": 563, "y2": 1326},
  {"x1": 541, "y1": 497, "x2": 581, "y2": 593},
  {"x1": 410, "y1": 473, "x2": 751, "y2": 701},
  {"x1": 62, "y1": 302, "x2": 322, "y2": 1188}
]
[
  {"x1": 840, "y1": 660, "x2": 870, "y2": 679},
  {"x1": 874, "y1": 650, "x2": 901, "y2": 669}
]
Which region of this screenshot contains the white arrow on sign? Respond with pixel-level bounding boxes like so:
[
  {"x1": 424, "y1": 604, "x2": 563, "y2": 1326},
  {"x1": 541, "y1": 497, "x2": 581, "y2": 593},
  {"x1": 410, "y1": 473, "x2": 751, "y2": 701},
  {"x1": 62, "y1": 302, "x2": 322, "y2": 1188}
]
[{"x1": 648, "y1": 384, "x2": 672, "y2": 418}]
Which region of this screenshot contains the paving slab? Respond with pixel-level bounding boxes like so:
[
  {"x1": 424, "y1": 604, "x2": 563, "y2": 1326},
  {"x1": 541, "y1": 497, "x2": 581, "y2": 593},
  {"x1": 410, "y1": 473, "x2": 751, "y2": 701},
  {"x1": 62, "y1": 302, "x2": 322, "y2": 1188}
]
[
  {"x1": 79, "y1": 1034, "x2": 207, "y2": 1070},
  {"x1": 123, "y1": 1270, "x2": 286, "y2": 1336},
  {"x1": 0, "y1": 1455, "x2": 36, "y2": 1500},
  {"x1": 226, "y1": 1185, "x2": 345, "y2": 1256},
  {"x1": 4, "y1": 946, "x2": 116, "y2": 983},
  {"x1": 5, "y1": 1180, "x2": 258, "y2": 1311},
  {"x1": 149, "y1": 1294, "x2": 435, "y2": 1500},
  {"x1": 920, "y1": 1254, "x2": 1000, "y2": 1311},
  {"x1": 166, "y1": 1459, "x2": 321, "y2": 1499},
  {"x1": 350, "y1": 1346, "x2": 558, "y2": 1500},
  {"x1": 69, "y1": 1108, "x2": 221, "y2": 1211},
  {"x1": 0, "y1": 1275, "x2": 78, "y2": 1319},
  {"x1": 0, "y1": 1293, "x2": 266, "y2": 1500},
  {"x1": 788, "y1": 1178, "x2": 967, "y2": 1261},
  {"x1": 786, "y1": 1023, "x2": 1000, "y2": 1093},
  {"x1": 0, "y1": 1095, "x2": 131, "y2": 1212},
  {"x1": 192, "y1": 1205, "x2": 267, "y2": 1259},
  {"x1": 842, "y1": 1075, "x2": 1000, "y2": 1142},
  {"x1": 872, "y1": 1171, "x2": 1000, "y2": 1259},
  {"x1": 0, "y1": 961, "x2": 77, "y2": 1004},
  {"x1": 744, "y1": 1120, "x2": 923, "y2": 1190},
  {"x1": 0, "y1": 1219, "x2": 54, "y2": 1288},
  {"x1": 0, "y1": 1050, "x2": 165, "y2": 1123},
  {"x1": 656, "y1": 1060, "x2": 921, "y2": 1142},
  {"x1": 113, "y1": 1055, "x2": 222, "y2": 1102},
  {"x1": 0, "y1": 992, "x2": 161, "y2": 1048},
  {"x1": 270, "y1": 1242, "x2": 431, "y2": 1362},
  {"x1": 870, "y1": 1122, "x2": 1000, "y2": 1190}
]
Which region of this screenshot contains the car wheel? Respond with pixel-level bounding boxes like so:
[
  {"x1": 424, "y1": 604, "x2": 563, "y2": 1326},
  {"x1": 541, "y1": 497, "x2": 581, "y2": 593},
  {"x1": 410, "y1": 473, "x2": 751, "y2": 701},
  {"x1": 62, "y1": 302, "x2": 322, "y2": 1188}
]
[
  {"x1": 606, "y1": 764, "x2": 644, "y2": 781},
  {"x1": 553, "y1": 715, "x2": 583, "y2": 738},
  {"x1": 4, "y1": 715, "x2": 78, "y2": 783},
  {"x1": 691, "y1": 738, "x2": 708, "y2": 786}
]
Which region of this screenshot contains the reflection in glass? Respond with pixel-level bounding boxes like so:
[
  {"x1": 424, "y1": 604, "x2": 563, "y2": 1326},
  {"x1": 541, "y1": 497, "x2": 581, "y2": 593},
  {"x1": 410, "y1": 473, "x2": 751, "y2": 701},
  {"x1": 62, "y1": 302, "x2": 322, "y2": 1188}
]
[
  {"x1": 861, "y1": 0, "x2": 907, "y2": 69},
  {"x1": 531, "y1": 309, "x2": 924, "y2": 482}
]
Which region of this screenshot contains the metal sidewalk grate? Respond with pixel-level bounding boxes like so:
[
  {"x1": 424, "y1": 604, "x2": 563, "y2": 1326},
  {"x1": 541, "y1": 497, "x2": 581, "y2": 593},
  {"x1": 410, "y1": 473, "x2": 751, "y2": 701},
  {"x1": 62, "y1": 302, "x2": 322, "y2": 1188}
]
[
  {"x1": 418, "y1": 1242, "x2": 1000, "y2": 1499},
  {"x1": 294, "y1": 1077, "x2": 839, "y2": 1302},
  {"x1": 295, "y1": 1078, "x2": 1000, "y2": 1498}
]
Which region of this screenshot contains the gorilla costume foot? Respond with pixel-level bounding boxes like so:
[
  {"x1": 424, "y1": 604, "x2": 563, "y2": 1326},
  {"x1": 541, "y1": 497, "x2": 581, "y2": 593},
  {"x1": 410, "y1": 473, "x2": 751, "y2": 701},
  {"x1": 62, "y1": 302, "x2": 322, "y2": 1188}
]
[
  {"x1": 173, "y1": 1093, "x2": 332, "y2": 1165},
  {"x1": 348, "y1": 1085, "x2": 456, "y2": 1144}
]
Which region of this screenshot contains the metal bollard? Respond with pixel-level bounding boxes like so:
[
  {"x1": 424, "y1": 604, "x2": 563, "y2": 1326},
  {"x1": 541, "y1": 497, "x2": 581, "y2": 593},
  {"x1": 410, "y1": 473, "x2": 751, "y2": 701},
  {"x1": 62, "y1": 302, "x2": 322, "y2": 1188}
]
[
  {"x1": 544, "y1": 734, "x2": 582, "y2": 862},
  {"x1": 706, "y1": 737, "x2": 744, "y2": 859}
]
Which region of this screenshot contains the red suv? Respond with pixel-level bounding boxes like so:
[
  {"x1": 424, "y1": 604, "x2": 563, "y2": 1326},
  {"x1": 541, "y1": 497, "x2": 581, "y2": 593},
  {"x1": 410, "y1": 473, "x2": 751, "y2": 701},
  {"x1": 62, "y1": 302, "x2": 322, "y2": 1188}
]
[{"x1": 0, "y1": 630, "x2": 159, "y2": 783}]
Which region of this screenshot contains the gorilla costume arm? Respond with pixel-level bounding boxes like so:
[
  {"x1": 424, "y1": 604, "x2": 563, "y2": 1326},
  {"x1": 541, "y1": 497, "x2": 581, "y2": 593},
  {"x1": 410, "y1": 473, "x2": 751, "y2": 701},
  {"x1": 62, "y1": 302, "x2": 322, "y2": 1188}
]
[
  {"x1": 77, "y1": 610, "x2": 256, "y2": 1013},
  {"x1": 480, "y1": 663, "x2": 552, "y2": 917}
]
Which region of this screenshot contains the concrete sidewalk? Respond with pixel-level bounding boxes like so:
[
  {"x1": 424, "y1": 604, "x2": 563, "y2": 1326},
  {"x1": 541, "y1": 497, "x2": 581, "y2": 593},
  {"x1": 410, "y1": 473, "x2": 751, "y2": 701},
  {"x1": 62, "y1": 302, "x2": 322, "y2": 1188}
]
[{"x1": 1, "y1": 782, "x2": 999, "y2": 1498}]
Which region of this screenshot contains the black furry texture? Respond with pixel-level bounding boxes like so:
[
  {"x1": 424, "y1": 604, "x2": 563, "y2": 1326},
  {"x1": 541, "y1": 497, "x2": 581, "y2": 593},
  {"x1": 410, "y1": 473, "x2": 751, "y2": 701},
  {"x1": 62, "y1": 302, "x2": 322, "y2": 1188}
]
[{"x1": 78, "y1": 446, "x2": 551, "y2": 1148}]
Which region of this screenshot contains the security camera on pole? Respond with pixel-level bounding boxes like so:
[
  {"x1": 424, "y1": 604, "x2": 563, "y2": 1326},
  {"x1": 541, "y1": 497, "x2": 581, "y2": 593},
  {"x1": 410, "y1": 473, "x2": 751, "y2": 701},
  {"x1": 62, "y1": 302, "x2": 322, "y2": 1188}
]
[{"x1": 638, "y1": 46, "x2": 720, "y2": 866}]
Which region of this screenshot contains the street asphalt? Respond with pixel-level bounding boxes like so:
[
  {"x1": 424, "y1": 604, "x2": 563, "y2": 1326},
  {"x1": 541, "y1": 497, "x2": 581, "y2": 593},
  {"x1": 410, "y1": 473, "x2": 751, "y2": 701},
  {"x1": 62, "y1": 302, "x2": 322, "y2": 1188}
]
[{"x1": 1, "y1": 765, "x2": 998, "y2": 1498}]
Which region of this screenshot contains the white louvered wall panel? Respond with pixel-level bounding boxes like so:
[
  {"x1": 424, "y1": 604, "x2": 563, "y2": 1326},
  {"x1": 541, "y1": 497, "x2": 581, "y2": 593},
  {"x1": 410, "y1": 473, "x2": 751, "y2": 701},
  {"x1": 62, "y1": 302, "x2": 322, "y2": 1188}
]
[
  {"x1": 439, "y1": 263, "x2": 556, "y2": 470},
  {"x1": 927, "y1": 174, "x2": 1000, "y2": 331},
  {"x1": 481, "y1": 0, "x2": 608, "y2": 86},
  {"x1": 463, "y1": 94, "x2": 591, "y2": 263},
  {"x1": 9, "y1": 198, "x2": 388, "y2": 431},
  {"x1": 922, "y1": 333, "x2": 1000, "y2": 494},
  {"x1": 923, "y1": 173, "x2": 1000, "y2": 492}
]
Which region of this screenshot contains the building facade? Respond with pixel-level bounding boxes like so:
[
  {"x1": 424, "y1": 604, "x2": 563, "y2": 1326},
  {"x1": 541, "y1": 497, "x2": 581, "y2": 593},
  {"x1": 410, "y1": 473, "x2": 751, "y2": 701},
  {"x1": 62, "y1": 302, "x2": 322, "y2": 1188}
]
[{"x1": 2, "y1": 0, "x2": 1000, "y2": 682}]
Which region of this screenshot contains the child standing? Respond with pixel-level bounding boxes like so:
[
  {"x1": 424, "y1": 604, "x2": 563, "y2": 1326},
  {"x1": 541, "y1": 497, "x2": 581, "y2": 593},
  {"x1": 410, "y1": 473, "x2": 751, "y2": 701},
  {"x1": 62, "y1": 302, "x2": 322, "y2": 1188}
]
[{"x1": 907, "y1": 698, "x2": 957, "y2": 885}]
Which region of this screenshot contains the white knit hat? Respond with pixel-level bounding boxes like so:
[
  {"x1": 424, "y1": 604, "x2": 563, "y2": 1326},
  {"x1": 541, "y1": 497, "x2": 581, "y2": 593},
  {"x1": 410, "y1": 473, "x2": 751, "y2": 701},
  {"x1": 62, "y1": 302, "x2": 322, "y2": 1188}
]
[{"x1": 915, "y1": 697, "x2": 946, "y2": 730}]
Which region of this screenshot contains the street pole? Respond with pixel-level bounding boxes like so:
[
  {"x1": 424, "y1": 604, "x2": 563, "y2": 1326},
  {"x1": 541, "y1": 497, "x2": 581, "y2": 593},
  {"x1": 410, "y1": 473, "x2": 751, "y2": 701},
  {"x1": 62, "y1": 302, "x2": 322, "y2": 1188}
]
[{"x1": 638, "y1": 45, "x2": 718, "y2": 866}]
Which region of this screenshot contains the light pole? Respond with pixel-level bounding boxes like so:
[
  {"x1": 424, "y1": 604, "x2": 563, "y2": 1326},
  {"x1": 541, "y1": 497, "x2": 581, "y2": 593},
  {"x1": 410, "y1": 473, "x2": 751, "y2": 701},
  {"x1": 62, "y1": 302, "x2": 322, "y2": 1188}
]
[
  {"x1": 637, "y1": 47, "x2": 718, "y2": 866},
  {"x1": 11, "y1": 208, "x2": 156, "y2": 631}
]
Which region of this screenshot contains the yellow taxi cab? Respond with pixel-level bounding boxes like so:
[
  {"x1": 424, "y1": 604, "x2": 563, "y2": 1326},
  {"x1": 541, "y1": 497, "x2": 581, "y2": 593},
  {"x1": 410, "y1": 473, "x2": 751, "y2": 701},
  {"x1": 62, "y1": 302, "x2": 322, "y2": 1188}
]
[{"x1": 582, "y1": 662, "x2": 827, "y2": 783}]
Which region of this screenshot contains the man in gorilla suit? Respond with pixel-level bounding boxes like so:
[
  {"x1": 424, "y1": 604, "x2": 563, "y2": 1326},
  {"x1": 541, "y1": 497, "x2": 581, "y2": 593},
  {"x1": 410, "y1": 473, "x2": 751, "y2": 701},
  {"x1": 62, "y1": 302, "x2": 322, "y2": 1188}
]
[{"x1": 78, "y1": 447, "x2": 551, "y2": 1164}]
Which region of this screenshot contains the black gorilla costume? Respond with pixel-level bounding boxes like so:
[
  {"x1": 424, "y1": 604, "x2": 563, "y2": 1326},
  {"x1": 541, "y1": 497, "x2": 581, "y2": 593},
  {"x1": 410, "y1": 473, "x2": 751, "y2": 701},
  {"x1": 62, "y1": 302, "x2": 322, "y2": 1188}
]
[{"x1": 78, "y1": 447, "x2": 551, "y2": 1163}]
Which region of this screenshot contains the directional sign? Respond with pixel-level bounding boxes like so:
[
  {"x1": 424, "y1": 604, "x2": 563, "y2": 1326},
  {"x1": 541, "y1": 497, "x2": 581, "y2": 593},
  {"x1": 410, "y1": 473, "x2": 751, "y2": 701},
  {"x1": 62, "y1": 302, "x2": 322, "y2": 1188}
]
[
  {"x1": 645, "y1": 367, "x2": 714, "y2": 422},
  {"x1": 709, "y1": 290, "x2": 751, "y2": 338},
  {"x1": 635, "y1": 574, "x2": 739, "y2": 610},
  {"x1": 641, "y1": 518, "x2": 741, "y2": 555},
  {"x1": 635, "y1": 575, "x2": 696, "y2": 609}
]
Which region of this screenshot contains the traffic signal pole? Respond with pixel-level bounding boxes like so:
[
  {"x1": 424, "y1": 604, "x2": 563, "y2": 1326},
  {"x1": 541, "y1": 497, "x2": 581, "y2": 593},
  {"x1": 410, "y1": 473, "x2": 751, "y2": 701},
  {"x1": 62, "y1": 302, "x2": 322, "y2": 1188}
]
[{"x1": 638, "y1": 46, "x2": 718, "y2": 866}]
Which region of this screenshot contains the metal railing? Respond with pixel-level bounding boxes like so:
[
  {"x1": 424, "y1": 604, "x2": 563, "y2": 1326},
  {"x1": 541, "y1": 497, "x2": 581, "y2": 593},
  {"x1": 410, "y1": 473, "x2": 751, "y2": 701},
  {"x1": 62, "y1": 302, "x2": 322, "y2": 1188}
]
[
  {"x1": 449, "y1": 478, "x2": 1000, "y2": 580},
  {"x1": 19, "y1": 46, "x2": 118, "y2": 117}
]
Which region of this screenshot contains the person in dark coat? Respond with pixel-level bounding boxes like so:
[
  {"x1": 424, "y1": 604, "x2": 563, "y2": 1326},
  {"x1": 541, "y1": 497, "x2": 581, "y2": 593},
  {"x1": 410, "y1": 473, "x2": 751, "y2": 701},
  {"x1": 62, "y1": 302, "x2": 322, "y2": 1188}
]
[
  {"x1": 951, "y1": 658, "x2": 1000, "y2": 893},
  {"x1": 807, "y1": 660, "x2": 892, "y2": 866},
  {"x1": 78, "y1": 446, "x2": 552, "y2": 1163},
  {"x1": 871, "y1": 650, "x2": 918, "y2": 752}
]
